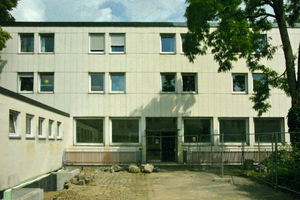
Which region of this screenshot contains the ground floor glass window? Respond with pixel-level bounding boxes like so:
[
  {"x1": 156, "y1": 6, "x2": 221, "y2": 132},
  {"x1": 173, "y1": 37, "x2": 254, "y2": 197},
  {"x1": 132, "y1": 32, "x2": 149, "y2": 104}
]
[
  {"x1": 184, "y1": 118, "x2": 211, "y2": 143},
  {"x1": 112, "y1": 119, "x2": 139, "y2": 143},
  {"x1": 76, "y1": 119, "x2": 103, "y2": 143},
  {"x1": 254, "y1": 118, "x2": 283, "y2": 143},
  {"x1": 219, "y1": 119, "x2": 247, "y2": 142}
]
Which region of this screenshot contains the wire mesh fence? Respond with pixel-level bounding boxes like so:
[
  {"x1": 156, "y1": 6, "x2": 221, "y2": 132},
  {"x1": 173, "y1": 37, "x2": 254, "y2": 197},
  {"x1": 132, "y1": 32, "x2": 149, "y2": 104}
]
[{"x1": 184, "y1": 132, "x2": 300, "y2": 195}]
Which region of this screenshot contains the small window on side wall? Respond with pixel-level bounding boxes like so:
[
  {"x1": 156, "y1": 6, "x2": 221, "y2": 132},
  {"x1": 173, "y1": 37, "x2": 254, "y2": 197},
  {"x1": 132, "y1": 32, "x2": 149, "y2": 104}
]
[
  {"x1": 110, "y1": 34, "x2": 125, "y2": 53},
  {"x1": 20, "y1": 33, "x2": 34, "y2": 53},
  {"x1": 49, "y1": 120, "x2": 54, "y2": 138},
  {"x1": 40, "y1": 33, "x2": 54, "y2": 53},
  {"x1": 38, "y1": 117, "x2": 45, "y2": 138},
  {"x1": 90, "y1": 33, "x2": 105, "y2": 53},
  {"x1": 9, "y1": 110, "x2": 20, "y2": 137},
  {"x1": 39, "y1": 73, "x2": 54, "y2": 92},
  {"x1": 90, "y1": 73, "x2": 104, "y2": 93},
  {"x1": 19, "y1": 73, "x2": 34, "y2": 93},
  {"x1": 26, "y1": 114, "x2": 34, "y2": 137},
  {"x1": 57, "y1": 122, "x2": 62, "y2": 138}
]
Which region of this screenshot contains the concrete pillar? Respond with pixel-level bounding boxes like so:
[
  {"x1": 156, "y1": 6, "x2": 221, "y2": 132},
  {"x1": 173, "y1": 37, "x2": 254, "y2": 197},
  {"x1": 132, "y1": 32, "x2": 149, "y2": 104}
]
[
  {"x1": 249, "y1": 117, "x2": 255, "y2": 147},
  {"x1": 177, "y1": 117, "x2": 183, "y2": 163},
  {"x1": 141, "y1": 117, "x2": 147, "y2": 163}
]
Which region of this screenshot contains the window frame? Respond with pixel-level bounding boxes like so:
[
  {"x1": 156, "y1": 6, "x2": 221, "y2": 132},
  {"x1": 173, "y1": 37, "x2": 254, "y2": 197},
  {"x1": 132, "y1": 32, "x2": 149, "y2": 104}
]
[
  {"x1": 219, "y1": 118, "x2": 249, "y2": 144},
  {"x1": 161, "y1": 73, "x2": 176, "y2": 93},
  {"x1": 74, "y1": 118, "x2": 104, "y2": 145},
  {"x1": 89, "y1": 33, "x2": 105, "y2": 54},
  {"x1": 19, "y1": 33, "x2": 34, "y2": 53},
  {"x1": 110, "y1": 118, "x2": 141, "y2": 145},
  {"x1": 39, "y1": 72, "x2": 54, "y2": 93},
  {"x1": 40, "y1": 33, "x2": 55, "y2": 53},
  {"x1": 232, "y1": 73, "x2": 248, "y2": 94},
  {"x1": 110, "y1": 33, "x2": 125, "y2": 53},
  {"x1": 252, "y1": 73, "x2": 267, "y2": 93},
  {"x1": 183, "y1": 118, "x2": 212, "y2": 144},
  {"x1": 160, "y1": 34, "x2": 176, "y2": 54},
  {"x1": 89, "y1": 73, "x2": 105, "y2": 93},
  {"x1": 254, "y1": 117, "x2": 284, "y2": 144},
  {"x1": 18, "y1": 72, "x2": 34, "y2": 93},
  {"x1": 182, "y1": 73, "x2": 197, "y2": 93},
  {"x1": 181, "y1": 34, "x2": 186, "y2": 53},
  {"x1": 9, "y1": 110, "x2": 20, "y2": 138},
  {"x1": 110, "y1": 73, "x2": 126, "y2": 93},
  {"x1": 26, "y1": 114, "x2": 34, "y2": 138},
  {"x1": 48, "y1": 119, "x2": 54, "y2": 139},
  {"x1": 38, "y1": 117, "x2": 45, "y2": 139}
]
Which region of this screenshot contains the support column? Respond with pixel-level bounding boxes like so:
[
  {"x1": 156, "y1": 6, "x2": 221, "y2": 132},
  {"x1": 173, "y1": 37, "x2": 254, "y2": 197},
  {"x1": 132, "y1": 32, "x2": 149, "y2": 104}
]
[
  {"x1": 177, "y1": 117, "x2": 183, "y2": 163},
  {"x1": 141, "y1": 117, "x2": 147, "y2": 163},
  {"x1": 249, "y1": 117, "x2": 255, "y2": 147}
]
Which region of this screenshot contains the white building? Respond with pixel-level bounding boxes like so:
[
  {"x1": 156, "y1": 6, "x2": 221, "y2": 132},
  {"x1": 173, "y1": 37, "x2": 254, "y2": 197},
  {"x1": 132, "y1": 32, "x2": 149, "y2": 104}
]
[{"x1": 0, "y1": 22, "x2": 297, "y2": 189}]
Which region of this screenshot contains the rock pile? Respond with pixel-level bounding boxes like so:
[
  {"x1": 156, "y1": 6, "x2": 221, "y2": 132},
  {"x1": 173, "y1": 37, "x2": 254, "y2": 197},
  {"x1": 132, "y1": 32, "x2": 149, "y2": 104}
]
[{"x1": 64, "y1": 171, "x2": 95, "y2": 188}]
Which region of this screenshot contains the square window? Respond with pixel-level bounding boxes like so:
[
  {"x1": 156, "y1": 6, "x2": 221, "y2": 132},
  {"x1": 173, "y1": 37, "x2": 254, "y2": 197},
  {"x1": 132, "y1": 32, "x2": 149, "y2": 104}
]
[
  {"x1": 49, "y1": 120, "x2": 54, "y2": 138},
  {"x1": 184, "y1": 118, "x2": 211, "y2": 143},
  {"x1": 219, "y1": 119, "x2": 247, "y2": 143},
  {"x1": 76, "y1": 119, "x2": 103, "y2": 143},
  {"x1": 161, "y1": 73, "x2": 176, "y2": 92},
  {"x1": 90, "y1": 33, "x2": 105, "y2": 53},
  {"x1": 9, "y1": 110, "x2": 19, "y2": 136},
  {"x1": 253, "y1": 74, "x2": 267, "y2": 92},
  {"x1": 18, "y1": 73, "x2": 34, "y2": 93},
  {"x1": 57, "y1": 122, "x2": 61, "y2": 138},
  {"x1": 112, "y1": 119, "x2": 139, "y2": 143},
  {"x1": 233, "y1": 74, "x2": 247, "y2": 92},
  {"x1": 182, "y1": 73, "x2": 197, "y2": 92},
  {"x1": 110, "y1": 34, "x2": 125, "y2": 53},
  {"x1": 90, "y1": 73, "x2": 104, "y2": 92},
  {"x1": 39, "y1": 73, "x2": 54, "y2": 92},
  {"x1": 26, "y1": 114, "x2": 34, "y2": 136},
  {"x1": 40, "y1": 33, "x2": 54, "y2": 53},
  {"x1": 254, "y1": 34, "x2": 267, "y2": 52},
  {"x1": 161, "y1": 34, "x2": 175, "y2": 53},
  {"x1": 38, "y1": 117, "x2": 45, "y2": 137},
  {"x1": 111, "y1": 73, "x2": 125, "y2": 92},
  {"x1": 254, "y1": 118, "x2": 283, "y2": 143},
  {"x1": 20, "y1": 33, "x2": 34, "y2": 53}
]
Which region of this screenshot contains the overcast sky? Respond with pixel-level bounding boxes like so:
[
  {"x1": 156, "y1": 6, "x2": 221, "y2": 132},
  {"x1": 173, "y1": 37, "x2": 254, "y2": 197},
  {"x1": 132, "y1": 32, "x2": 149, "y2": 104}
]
[{"x1": 10, "y1": 0, "x2": 187, "y2": 22}]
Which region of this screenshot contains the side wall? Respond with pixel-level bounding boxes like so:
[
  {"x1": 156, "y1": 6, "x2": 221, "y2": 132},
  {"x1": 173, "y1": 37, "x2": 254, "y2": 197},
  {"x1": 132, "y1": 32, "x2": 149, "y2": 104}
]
[{"x1": 0, "y1": 92, "x2": 71, "y2": 191}]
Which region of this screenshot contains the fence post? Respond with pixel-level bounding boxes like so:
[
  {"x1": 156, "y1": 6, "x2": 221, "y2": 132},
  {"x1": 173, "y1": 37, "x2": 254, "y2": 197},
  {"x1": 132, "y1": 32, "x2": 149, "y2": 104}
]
[
  {"x1": 258, "y1": 136, "x2": 261, "y2": 175},
  {"x1": 275, "y1": 132, "x2": 278, "y2": 187},
  {"x1": 221, "y1": 133, "x2": 224, "y2": 178},
  {"x1": 271, "y1": 132, "x2": 274, "y2": 188}
]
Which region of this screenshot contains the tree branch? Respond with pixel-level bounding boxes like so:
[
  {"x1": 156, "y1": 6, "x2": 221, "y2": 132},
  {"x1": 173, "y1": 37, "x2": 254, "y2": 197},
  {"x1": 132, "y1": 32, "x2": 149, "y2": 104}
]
[{"x1": 247, "y1": 13, "x2": 276, "y2": 19}]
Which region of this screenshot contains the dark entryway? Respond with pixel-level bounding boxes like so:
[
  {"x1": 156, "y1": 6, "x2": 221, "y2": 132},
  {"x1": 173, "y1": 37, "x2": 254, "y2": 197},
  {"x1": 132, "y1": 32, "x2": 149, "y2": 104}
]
[{"x1": 146, "y1": 117, "x2": 178, "y2": 162}]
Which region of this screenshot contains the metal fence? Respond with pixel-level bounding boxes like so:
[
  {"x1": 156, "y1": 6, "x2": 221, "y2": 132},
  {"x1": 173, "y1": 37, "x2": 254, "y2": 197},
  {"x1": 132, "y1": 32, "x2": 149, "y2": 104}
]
[{"x1": 185, "y1": 132, "x2": 300, "y2": 196}]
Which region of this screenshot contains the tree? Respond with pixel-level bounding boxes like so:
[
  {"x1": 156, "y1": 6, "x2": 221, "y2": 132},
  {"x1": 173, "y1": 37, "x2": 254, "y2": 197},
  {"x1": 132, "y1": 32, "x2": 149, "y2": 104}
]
[
  {"x1": 184, "y1": 0, "x2": 300, "y2": 143},
  {"x1": 0, "y1": 0, "x2": 19, "y2": 51}
]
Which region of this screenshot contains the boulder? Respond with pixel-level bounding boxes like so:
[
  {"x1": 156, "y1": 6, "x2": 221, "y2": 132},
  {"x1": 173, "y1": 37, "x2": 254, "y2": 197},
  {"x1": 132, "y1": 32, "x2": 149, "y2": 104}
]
[
  {"x1": 144, "y1": 164, "x2": 154, "y2": 173},
  {"x1": 129, "y1": 165, "x2": 141, "y2": 173},
  {"x1": 111, "y1": 165, "x2": 124, "y2": 172}
]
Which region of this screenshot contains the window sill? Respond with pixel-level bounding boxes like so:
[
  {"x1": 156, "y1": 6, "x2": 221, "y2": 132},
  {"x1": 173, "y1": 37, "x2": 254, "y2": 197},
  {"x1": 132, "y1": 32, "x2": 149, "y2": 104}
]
[
  {"x1": 9, "y1": 134, "x2": 22, "y2": 139},
  {"x1": 18, "y1": 52, "x2": 34, "y2": 55},
  {"x1": 110, "y1": 91, "x2": 125, "y2": 94},
  {"x1": 232, "y1": 92, "x2": 248, "y2": 95},
  {"x1": 49, "y1": 137, "x2": 55, "y2": 140},
  {"x1": 160, "y1": 52, "x2": 176, "y2": 55},
  {"x1": 109, "y1": 52, "x2": 125, "y2": 54},
  {"x1": 38, "y1": 136, "x2": 46, "y2": 140},
  {"x1": 38, "y1": 91, "x2": 54, "y2": 94},
  {"x1": 182, "y1": 91, "x2": 197, "y2": 94},
  {"x1": 75, "y1": 143, "x2": 104, "y2": 146},
  {"x1": 183, "y1": 142, "x2": 211, "y2": 146},
  {"x1": 161, "y1": 92, "x2": 176, "y2": 94},
  {"x1": 57, "y1": 137, "x2": 63, "y2": 140},
  {"x1": 26, "y1": 135, "x2": 35, "y2": 140},
  {"x1": 110, "y1": 143, "x2": 141, "y2": 146},
  {"x1": 19, "y1": 91, "x2": 34, "y2": 94},
  {"x1": 89, "y1": 52, "x2": 105, "y2": 54},
  {"x1": 218, "y1": 142, "x2": 248, "y2": 146},
  {"x1": 89, "y1": 91, "x2": 105, "y2": 94},
  {"x1": 39, "y1": 52, "x2": 55, "y2": 54}
]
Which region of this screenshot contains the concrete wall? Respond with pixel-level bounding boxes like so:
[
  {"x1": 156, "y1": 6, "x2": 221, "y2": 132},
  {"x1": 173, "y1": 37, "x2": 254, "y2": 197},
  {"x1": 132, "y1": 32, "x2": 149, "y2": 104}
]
[{"x1": 0, "y1": 88, "x2": 71, "y2": 191}]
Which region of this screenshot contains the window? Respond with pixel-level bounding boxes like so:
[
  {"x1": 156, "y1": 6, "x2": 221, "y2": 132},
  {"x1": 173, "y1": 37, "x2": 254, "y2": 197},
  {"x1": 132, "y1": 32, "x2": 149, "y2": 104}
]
[
  {"x1": 90, "y1": 33, "x2": 105, "y2": 53},
  {"x1": 184, "y1": 118, "x2": 211, "y2": 143},
  {"x1": 39, "y1": 73, "x2": 54, "y2": 92},
  {"x1": 254, "y1": 118, "x2": 283, "y2": 143},
  {"x1": 49, "y1": 120, "x2": 54, "y2": 138},
  {"x1": 18, "y1": 73, "x2": 34, "y2": 93},
  {"x1": 181, "y1": 34, "x2": 187, "y2": 53},
  {"x1": 26, "y1": 114, "x2": 34, "y2": 137},
  {"x1": 253, "y1": 74, "x2": 267, "y2": 92},
  {"x1": 232, "y1": 74, "x2": 247, "y2": 93},
  {"x1": 40, "y1": 33, "x2": 54, "y2": 53},
  {"x1": 111, "y1": 119, "x2": 139, "y2": 143},
  {"x1": 182, "y1": 73, "x2": 197, "y2": 92},
  {"x1": 161, "y1": 34, "x2": 175, "y2": 53},
  {"x1": 90, "y1": 73, "x2": 104, "y2": 92},
  {"x1": 76, "y1": 119, "x2": 103, "y2": 143},
  {"x1": 57, "y1": 122, "x2": 61, "y2": 138},
  {"x1": 9, "y1": 110, "x2": 19, "y2": 136},
  {"x1": 111, "y1": 73, "x2": 125, "y2": 92},
  {"x1": 38, "y1": 117, "x2": 45, "y2": 137},
  {"x1": 110, "y1": 34, "x2": 125, "y2": 53},
  {"x1": 254, "y1": 34, "x2": 267, "y2": 52},
  {"x1": 219, "y1": 119, "x2": 247, "y2": 143},
  {"x1": 161, "y1": 73, "x2": 176, "y2": 92},
  {"x1": 20, "y1": 33, "x2": 34, "y2": 53}
]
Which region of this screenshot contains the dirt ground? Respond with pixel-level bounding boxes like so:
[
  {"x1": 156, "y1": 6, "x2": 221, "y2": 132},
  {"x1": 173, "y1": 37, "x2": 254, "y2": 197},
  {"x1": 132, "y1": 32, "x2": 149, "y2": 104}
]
[{"x1": 44, "y1": 167, "x2": 298, "y2": 200}]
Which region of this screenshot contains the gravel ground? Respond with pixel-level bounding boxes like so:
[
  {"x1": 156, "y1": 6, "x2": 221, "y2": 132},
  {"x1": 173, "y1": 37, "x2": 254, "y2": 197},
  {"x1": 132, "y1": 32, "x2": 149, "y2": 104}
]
[{"x1": 44, "y1": 167, "x2": 298, "y2": 200}]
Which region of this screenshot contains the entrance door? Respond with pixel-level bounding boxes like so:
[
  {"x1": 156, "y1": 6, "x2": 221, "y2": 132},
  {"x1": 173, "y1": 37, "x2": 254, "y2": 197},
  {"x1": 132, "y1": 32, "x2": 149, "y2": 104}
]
[{"x1": 161, "y1": 132, "x2": 176, "y2": 162}]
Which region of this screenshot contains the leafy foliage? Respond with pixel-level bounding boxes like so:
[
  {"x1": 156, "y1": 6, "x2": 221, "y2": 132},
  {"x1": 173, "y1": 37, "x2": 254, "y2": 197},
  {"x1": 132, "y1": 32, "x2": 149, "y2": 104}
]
[
  {"x1": 0, "y1": 0, "x2": 19, "y2": 51},
  {"x1": 184, "y1": 0, "x2": 300, "y2": 116}
]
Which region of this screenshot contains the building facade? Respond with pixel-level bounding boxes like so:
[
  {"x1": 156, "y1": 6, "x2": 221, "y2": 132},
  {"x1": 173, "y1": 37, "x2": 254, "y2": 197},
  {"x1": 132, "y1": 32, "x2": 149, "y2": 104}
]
[{"x1": 0, "y1": 22, "x2": 297, "y2": 169}]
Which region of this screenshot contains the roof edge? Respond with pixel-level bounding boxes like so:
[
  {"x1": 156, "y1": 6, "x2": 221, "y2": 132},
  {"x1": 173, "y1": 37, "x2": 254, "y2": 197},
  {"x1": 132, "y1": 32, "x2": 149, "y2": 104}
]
[{"x1": 0, "y1": 87, "x2": 70, "y2": 117}]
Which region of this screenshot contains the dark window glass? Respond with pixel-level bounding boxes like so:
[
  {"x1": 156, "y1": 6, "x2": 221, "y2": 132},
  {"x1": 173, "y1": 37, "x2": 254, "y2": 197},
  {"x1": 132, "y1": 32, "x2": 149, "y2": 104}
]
[
  {"x1": 254, "y1": 118, "x2": 282, "y2": 143},
  {"x1": 233, "y1": 75, "x2": 246, "y2": 92},
  {"x1": 220, "y1": 119, "x2": 246, "y2": 142},
  {"x1": 184, "y1": 119, "x2": 211, "y2": 143},
  {"x1": 20, "y1": 34, "x2": 34, "y2": 52},
  {"x1": 40, "y1": 73, "x2": 54, "y2": 92},
  {"x1": 183, "y1": 75, "x2": 196, "y2": 92},
  {"x1": 41, "y1": 34, "x2": 54, "y2": 52},
  {"x1": 20, "y1": 77, "x2": 33, "y2": 92},
  {"x1": 112, "y1": 119, "x2": 139, "y2": 143},
  {"x1": 161, "y1": 36, "x2": 175, "y2": 52},
  {"x1": 111, "y1": 74, "x2": 125, "y2": 92},
  {"x1": 76, "y1": 119, "x2": 103, "y2": 143},
  {"x1": 90, "y1": 74, "x2": 104, "y2": 92},
  {"x1": 162, "y1": 74, "x2": 176, "y2": 92}
]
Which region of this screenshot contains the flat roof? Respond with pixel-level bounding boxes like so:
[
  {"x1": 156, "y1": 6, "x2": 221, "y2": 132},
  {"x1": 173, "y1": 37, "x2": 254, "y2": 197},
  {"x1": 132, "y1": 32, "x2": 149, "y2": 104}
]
[
  {"x1": 0, "y1": 87, "x2": 70, "y2": 117},
  {"x1": 1, "y1": 22, "x2": 300, "y2": 28}
]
